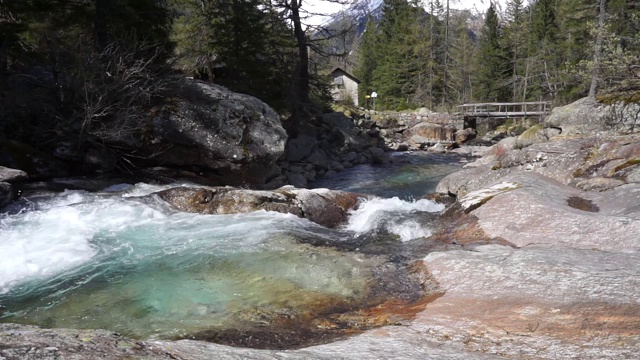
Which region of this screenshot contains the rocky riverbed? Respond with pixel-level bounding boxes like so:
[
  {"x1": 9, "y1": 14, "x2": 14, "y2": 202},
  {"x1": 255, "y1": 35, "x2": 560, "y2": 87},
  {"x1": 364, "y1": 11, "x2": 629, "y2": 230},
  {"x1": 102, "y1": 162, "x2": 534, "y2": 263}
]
[
  {"x1": 2, "y1": 94, "x2": 640, "y2": 359},
  {"x1": 2, "y1": 131, "x2": 639, "y2": 359}
]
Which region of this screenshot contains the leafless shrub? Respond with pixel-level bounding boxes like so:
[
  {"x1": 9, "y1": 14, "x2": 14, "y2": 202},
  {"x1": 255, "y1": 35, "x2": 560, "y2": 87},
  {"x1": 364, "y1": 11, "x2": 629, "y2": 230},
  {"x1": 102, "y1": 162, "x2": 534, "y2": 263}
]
[
  {"x1": 66, "y1": 41, "x2": 174, "y2": 145},
  {"x1": 603, "y1": 100, "x2": 640, "y2": 133}
]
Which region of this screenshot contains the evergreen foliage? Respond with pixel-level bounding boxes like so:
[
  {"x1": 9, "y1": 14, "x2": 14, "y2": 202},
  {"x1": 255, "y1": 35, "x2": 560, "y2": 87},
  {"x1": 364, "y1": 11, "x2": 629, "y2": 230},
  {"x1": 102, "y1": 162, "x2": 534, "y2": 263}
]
[
  {"x1": 475, "y1": 3, "x2": 510, "y2": 102},
  {"x1": 354, "y1": 0, "x2": 638, "y2": 109},
  {"x1": 171, "y1": 0, "x2": 295, "y2": 109},
  {"x1": 355, "y1": 16, "x2": 379, "y2": 106},
  {"x1": 2, "y1": 0, "x2": 639, "y2": 150}
]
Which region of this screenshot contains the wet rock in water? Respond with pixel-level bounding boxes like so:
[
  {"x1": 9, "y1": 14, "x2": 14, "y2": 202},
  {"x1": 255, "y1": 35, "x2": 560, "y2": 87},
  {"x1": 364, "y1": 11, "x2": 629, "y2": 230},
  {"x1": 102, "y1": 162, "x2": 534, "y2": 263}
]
[
  {"x1": 455, "y1": 128, "x2": 476, "y2": 145},
  {"x1": 155, "y1": 186, "x2": 368, "y2": 228},
  {"x1": 0, "y1": 167, "x2": 26, "y2": 209},
  {"x1": 0, "y1": 182, "x2": 15, "y2": 209},
  {"x1": 287, "y1": 172, "x2": 308, "y2": 188},
  {"x1": 368, "y1": 147, "x2": 390, "y2": 164},
  {"x1": 427, "y1": 142, "x2": 447, "y2": 153}
]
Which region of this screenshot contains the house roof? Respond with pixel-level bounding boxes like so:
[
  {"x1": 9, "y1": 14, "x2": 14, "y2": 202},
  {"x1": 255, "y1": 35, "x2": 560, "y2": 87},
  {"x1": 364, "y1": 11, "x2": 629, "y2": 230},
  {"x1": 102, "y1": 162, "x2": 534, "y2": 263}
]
[{"x1": 329, "y1": 67, "x2": 361, "y2": 84}]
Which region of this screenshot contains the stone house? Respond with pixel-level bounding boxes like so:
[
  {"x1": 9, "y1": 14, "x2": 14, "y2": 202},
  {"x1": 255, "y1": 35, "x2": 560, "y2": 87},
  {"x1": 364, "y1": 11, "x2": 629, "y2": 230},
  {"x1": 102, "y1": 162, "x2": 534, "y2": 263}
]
[{"x1": 329, "y1": 68, "x2": 360, "y2": 106}]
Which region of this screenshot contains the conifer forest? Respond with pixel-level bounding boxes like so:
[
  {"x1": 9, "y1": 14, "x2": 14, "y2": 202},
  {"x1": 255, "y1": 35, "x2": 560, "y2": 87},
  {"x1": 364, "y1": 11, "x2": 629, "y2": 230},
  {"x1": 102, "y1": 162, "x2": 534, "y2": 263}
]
[{"x1": 1, "y1": 0, "x2": 639, "y2": 127}]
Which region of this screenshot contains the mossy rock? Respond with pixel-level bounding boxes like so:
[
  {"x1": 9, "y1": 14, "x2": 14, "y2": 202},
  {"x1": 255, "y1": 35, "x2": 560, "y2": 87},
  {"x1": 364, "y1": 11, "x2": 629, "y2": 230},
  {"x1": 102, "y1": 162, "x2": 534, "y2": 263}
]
[
  {"x1": 331, "y1": 104, "x2": 361, "y2": 118},
  {"x1": 495, "y1": 125, "x2": 508, "y2": 133},
  {"x1": 518, "y1": 124, "x2": 544, "y2": 141}
]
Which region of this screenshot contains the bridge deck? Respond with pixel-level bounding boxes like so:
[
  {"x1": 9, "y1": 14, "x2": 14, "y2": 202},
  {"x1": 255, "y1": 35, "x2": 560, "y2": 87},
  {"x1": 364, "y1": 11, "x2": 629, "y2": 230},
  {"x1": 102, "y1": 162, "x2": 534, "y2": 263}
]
[{"x1": 458, "y1": 102, "x2": 552, "y2": 119}]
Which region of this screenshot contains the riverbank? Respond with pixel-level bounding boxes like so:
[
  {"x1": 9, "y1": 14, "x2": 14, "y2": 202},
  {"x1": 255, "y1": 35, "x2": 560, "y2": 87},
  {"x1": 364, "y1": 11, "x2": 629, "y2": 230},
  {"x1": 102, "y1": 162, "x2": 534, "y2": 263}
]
[{"x1": 165, "y1": 132, "x2": 640, "y2": 359}]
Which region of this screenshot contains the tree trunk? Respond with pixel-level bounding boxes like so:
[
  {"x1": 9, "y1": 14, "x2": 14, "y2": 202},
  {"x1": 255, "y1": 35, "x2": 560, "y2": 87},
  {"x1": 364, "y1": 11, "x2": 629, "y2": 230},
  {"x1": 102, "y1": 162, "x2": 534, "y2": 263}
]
[
  {"x1": 286, "y1": 0, "x2": 310, "y2": 135},
  {"x1": 442, "y1": 0, "x2": 449, "y2": 108},
  {"x1": 589, "y1": 0, "x2": 607, "y2": 97},
  {"x1": 291, "y1": 0, "x2": 309, "y2": 105},
  {"x1": 94, "y1": 0, "x2": 109, "y2": 49}
]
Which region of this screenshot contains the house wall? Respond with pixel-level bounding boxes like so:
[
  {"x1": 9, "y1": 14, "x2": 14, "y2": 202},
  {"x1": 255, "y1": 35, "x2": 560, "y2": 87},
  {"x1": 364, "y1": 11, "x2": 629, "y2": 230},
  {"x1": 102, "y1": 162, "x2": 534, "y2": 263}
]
[{"x1": 331, "y1": 71, "x2": 359, "y2": 106}]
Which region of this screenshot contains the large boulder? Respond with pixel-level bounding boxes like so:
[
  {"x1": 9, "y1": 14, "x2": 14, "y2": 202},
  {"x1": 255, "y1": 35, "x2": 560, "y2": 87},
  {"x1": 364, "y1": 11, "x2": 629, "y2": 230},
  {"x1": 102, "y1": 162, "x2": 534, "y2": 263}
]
[
  {"x1": 154, "y1": 186, "x2": 368, "y2": 228},
  {"x1": 0, "y1": 166, "x2": 27, "y2": 209},
  {"x1": 456, "y1": 172, "x2": 640, "y2": 251},
  {"x1": 544, "y1": 96, "x2": 640, "y2": 135},
  {"x1": 406, "y1": 122, "x2": 455, "y2": 144},
  {"x1": 149, "y1": 80, "x2": 287, "y2": 186},
  {"x1": 0, "y1": 166, "x2": 27, "y2": 183},
  {"x1": 436, "y1": 135, "x2": 640, "y2": 197}
]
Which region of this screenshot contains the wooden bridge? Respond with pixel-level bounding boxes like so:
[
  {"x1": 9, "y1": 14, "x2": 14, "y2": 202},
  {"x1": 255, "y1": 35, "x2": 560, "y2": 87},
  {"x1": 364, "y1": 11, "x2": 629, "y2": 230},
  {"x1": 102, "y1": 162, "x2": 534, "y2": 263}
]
[{"x1": 458, "y1": 101, "x2": 552, "y2": 119}]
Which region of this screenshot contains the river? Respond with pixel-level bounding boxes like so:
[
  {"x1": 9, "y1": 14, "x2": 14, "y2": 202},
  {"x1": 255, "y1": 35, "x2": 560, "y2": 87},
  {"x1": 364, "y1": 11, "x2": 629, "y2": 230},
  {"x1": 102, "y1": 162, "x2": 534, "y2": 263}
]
[{"x1": 0, "y1": 152, "x2": 466, "y2": 348}]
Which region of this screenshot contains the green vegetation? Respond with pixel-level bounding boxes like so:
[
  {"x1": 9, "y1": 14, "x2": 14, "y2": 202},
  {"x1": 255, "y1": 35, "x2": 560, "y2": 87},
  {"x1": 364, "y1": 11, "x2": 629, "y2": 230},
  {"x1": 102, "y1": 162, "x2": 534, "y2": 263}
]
[
  {"x1": 355, "y1": 0, "x2": 640, "y2": 110},
  {"x1": 1, "y1": 0, "x2": 639, "y2": 160},
  {"x1": 0, "y1": 0, "x2": 349, "y2": 167}
]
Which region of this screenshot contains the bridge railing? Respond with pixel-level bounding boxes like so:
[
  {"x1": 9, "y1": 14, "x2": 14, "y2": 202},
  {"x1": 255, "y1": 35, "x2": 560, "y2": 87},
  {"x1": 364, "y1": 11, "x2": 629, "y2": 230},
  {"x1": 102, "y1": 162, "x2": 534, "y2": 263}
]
[{"x1": 457, "y1": 101, "x2": 552, "y2": 118}]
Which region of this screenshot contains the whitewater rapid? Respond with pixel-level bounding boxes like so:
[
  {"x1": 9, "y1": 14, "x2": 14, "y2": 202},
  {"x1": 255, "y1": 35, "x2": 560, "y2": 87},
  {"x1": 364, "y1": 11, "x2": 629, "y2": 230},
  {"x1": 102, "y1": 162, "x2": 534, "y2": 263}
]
[
  {"x1": 345, "y1": 197, "x2": 445, "y2": 242},
  {"x1": 0, "y1": 184, "x2": 444, "y2": 297}
]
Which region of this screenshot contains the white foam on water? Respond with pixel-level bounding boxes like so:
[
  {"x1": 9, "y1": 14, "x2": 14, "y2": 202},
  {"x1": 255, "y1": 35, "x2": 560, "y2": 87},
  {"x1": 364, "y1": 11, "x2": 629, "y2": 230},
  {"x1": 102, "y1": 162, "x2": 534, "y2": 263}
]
[
  {"x1": 0, "y1": 193, "x2": 171, "y2": 294},
  {"x1": 0, "y1": 205, "x2": 96, "y2": 294},
  {"x1": 345, "y1": 197, "x2": 443, "y2": 241},
  {"x1": 0, "y1": 188, "x2": 330, "y2": 295},
  {"x1": 387, "y1": 220, "x2": 432, "y2": 242}
]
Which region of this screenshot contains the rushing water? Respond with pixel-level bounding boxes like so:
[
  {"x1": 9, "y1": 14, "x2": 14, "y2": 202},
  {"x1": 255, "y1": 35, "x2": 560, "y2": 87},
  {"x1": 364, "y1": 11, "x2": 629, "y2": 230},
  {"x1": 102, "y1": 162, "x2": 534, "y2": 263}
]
[
  {"x1": 0, "y1": 152, "x2": 464, "y2": 346},
  {"x1": 312, "y1": 152, "x2": 468, "y2": 200}
]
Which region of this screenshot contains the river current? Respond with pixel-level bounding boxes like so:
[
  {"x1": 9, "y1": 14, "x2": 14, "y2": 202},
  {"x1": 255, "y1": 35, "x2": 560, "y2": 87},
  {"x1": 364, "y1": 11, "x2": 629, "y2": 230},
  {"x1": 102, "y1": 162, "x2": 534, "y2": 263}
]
[{"x1": 0, "y1": 152, "x2": 465, "y2": 347}]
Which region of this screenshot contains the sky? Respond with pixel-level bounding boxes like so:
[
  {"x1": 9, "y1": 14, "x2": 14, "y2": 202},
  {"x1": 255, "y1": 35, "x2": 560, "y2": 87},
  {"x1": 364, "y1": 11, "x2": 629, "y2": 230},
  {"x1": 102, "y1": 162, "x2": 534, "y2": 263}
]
[{"x1": 304, "y1": 0, "x2": 502, "y2": 27}]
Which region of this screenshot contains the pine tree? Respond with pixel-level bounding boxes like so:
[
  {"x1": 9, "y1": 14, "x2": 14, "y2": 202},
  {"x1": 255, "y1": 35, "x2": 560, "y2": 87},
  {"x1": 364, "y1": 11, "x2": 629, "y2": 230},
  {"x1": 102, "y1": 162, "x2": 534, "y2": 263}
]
[
  {"x1": 503, "y1": 0, "x2": 527, "y2": 101},
  {"x1": 355, "y1": 16, "x2": 379, "y2": 107},
  {"x1": 448, "y1": 11, "x2": 475, "y2": 104},
  {"x1": 475, "y1": 3, "x2": 510, "y2": 101},
  {"x1": 171, "y1": 0, "x2": 294, "y2": 108},
  {"x1": 371, "y1": 0, "x2": 416, "y2": 109},
  {"x1": 525, "y1": 0, "x2": 561, "y2": 100}
]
